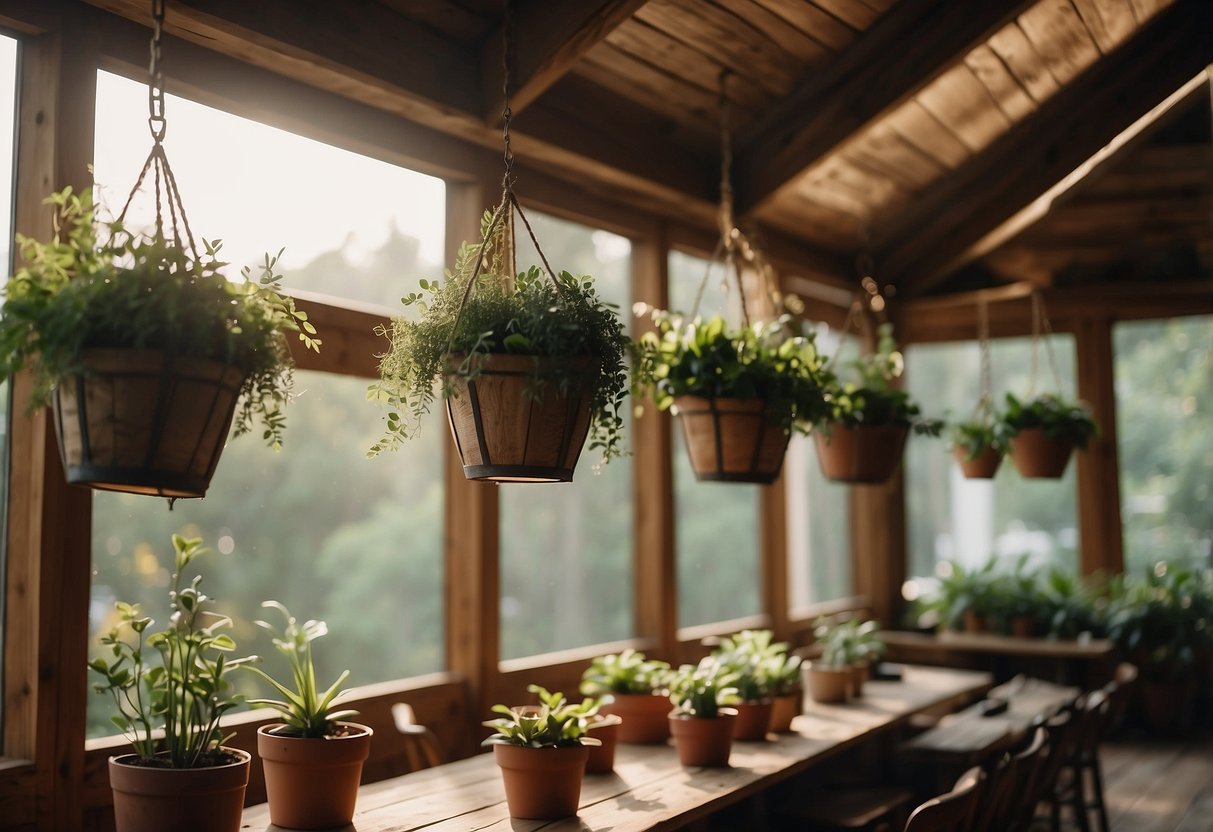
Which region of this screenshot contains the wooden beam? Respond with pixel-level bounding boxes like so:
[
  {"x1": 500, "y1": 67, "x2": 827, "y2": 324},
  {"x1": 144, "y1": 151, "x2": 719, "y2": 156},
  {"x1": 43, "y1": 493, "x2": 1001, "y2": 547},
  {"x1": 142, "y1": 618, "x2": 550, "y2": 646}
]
[
  {"x1": 481, "y1": 0, "x2": 650, "y2": 121},
  {"x1": 1074, "y1": 318, "x2": 1124, "y2": 577},
  {"x1": 878, "y1": 0, "x2": 1213, "y2": 296},
  {"x1": 733, "y1": 0, "x2": 1036, "y2": 213}
]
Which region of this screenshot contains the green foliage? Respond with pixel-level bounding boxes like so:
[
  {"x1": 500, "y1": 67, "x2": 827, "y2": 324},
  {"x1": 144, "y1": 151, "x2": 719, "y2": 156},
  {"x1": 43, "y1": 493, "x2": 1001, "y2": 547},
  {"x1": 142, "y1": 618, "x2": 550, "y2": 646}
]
[
  {"x1": 813, "y1": 618, "x2": 884, "y2": 668},
  {"x1": 1001, "y1": 392, "x2": 1098, "y2": 449},
  {"x1": 629, "y1": 307, "x2": 833, "y2": 434},
  {"x1": 822, "y1": 324, "x2": 942, "y2": 435},
  {"x1": 711, "y1": 629, "x2": 801, "y2": 700},
  {"x1": 369, "y1": 207, "x2": 629, "y2": 462},
  {"x1": 1105, "y1": 565, "x2": 1213, "y2": 681},
  {"x1": 244, "y1": 601, "x2": 358, "y2": 738},
  {"x1": 481, "y1": 685, "x2": 602, "y2": 748},
  {"x1": 667, "y1": 657, "x2": 741, "y2": 718},
  {"x1": 87, "y1": 535, "x2": 255, "y2": 767},
  {"x1": 579, "y1": 648, "x2": 672, "y2": 696},
  {"x1": 0, "y1": 187, "x2": 320, "y2": 450},
  {"x1": 950, "y1": 419, "x2": 1004, "y2": 460}
]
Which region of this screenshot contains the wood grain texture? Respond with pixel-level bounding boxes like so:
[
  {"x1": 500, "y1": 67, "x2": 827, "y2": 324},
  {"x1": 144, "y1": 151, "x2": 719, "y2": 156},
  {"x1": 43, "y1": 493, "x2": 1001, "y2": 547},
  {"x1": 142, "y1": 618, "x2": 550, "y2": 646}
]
[
  {"x1": 1074, "y1": 317, "x2": 1125, "y2": 576},
  {"x1": 1070, "y1": 0, "x2": 1139, "y2": 51},
  {"x1": 987, "y1": 21, "x2": 1062, "y2": 102},
  {"x1": 1017, "y1": 0, "x2": 1103, "y2": 85},
  {"x1": 751, "y1": 0, "x2": 860, "y2": 52},
  {"x1": 916, "y1": 62, "x2": 1013, "y2": 153}
]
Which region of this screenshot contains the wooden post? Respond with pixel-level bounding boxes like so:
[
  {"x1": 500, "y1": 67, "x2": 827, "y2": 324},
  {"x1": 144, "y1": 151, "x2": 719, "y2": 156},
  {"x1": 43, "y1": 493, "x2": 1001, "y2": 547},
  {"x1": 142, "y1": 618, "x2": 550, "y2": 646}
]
[
  {"x1": 631, "y1": 228, "x2": 677, "y2": 660},
  {"x1": 1074, "y1": 316, "x2": 1124, "y2": 576},
  {"x1": 760, "y1": 474, "x2": 791, "y2": 641}
]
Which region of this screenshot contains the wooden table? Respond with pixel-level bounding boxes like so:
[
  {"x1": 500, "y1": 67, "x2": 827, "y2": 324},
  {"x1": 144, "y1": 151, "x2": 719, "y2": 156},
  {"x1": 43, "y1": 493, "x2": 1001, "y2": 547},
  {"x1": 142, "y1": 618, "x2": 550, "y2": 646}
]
[
  {"x1": 882, "y1": 630, "x2": 1115, "y2": 687},
  {"x1": 241, "y1": 666, "x2": 991, "y2": 832}
]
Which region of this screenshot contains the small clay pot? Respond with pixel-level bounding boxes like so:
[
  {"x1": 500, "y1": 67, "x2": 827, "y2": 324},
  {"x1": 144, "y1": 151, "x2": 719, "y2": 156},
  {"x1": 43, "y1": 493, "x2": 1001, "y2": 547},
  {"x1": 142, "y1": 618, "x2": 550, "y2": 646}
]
[
  {"x1": 768, "y1": 692, "x2": 802, "y2": 733},
  {"x1": 669, "y1": 709, "x2": 737, "y2": 767},
  {"x1": 954, "y1": 445, "x2": 1002, "y2": 479},
  {"x1": 584, "y1": 714, "x2": 622, "y2": 774},
  {"x1": 850, "y1": 663, "x2": 871, "y2": 699},
  {"x1": 805, "y1": 663, "x2": 851, "y2": 704},
  {"x1": 814, "y1": 423, "x2": 910, "y2": 484},
  {"x1": 601, "y1": 693, "x2": 673, "y2": 744},
  {"x1": 493, "y1": 743, "x2": 589, "y2": 819},
  {"x1": 731, "y1": 700, "x2": 774, "y2": 741},
  {"x1": 1008, "y1": 429, "x2": 1075, "y2": 478},
  {"x1": 257, "y1": 722, "x2": 373, "y2": 829},
  {"x1": 109, "y1": 749, "x2": 250, "y2": 832},
  {"x1": 1010, "y1": 615, "x2": 1037, "y2": 638},
  {"x1": 963, "y1": 610, "x2": 988, "y2": 633}
]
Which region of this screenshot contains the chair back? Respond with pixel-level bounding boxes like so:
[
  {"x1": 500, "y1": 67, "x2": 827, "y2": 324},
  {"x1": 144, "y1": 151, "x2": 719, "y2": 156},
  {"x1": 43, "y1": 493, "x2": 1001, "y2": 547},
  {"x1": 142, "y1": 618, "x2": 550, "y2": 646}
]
[
  {"x1": 970, "y1": 726, "x2": 1048, "y2": 831},
  {"x1": 1102, "y1": 662, "x2": 1138, "y2": 733},
  {"x1": 392, "y1": 702, "x2": 443, "y2": 772},
  {"x1": 905, "y1": 766, "x2": 983, "y2": 832},
  {"x1": 1004, "y1": 726, "x2": 1050, "y2": 831}
]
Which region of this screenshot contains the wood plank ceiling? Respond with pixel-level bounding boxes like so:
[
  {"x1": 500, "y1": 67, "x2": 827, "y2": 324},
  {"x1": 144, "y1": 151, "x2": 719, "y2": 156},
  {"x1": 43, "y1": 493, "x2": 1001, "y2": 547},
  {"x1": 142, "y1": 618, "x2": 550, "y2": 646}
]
[{"x1": 81, "y1": 0, "x2": 1212, "y2": 299}]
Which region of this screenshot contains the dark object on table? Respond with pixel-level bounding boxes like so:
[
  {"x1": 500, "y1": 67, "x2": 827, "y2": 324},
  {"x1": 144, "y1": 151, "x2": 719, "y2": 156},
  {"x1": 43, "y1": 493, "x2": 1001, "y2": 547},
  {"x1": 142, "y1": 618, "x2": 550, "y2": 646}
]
[
  {"x1": 977, "y1": 697, "x2": 1008, "y2": 717},
  {"x1": 872, "y1": 662, "x2": 904, "y2": 681}
]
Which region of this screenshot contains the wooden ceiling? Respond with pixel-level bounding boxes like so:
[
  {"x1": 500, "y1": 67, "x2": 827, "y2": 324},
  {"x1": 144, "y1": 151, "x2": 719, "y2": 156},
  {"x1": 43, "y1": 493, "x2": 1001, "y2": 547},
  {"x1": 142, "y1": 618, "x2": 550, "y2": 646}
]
[{"x1": 77, "y1": 0, "x2": 1213, "y2": 299}]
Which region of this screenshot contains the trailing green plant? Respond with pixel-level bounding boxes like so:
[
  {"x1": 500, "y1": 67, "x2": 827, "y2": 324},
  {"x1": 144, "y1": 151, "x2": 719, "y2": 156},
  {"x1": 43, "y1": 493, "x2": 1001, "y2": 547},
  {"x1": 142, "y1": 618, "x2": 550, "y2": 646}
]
[
  {"x1": 712, "y1": 629, "x2": 800, "y2": 701},
  {"x1": 87, "y1": 534, "x2": 255, "y2": 768},
  {"x1": 481, "y1": 685, "x2": 602, "y2": 748},
  {"x1": 1105, "y1": 564, "x2": 1213, "y2": 682},
  {"x1": 0, "y1": 187, "x2": 320, "y2": 449},
  {"x1": 950, "y1": 419, "x2": 1004, "y2": 460},
  {"x1": 668, "y1": 657, "x2": 741, "y2": 718},
  {"x1": 579, "y1": 648, "x2": 672, "y2": 697},
  {"x1": 369, "y1": 207, "x2": 629, "y2": 461},
  {"x1": 244, "y1": 601, "x2": 359, "y2": 739},
  {"x1": 819, "y1": 323, "x2": 941, "y2": 435},
  {"x1": 629, "y1": 307, "x2": 834, "y2": 433},
  {"x1": 1000, "y1": 392, "x2": 1098, "y2": 448}
]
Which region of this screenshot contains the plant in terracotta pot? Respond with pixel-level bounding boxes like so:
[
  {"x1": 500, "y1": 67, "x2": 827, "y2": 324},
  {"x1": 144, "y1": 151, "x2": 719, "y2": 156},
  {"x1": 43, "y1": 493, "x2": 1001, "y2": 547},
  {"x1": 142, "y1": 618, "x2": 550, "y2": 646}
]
[
  {"x1": 763, "y1": 648, "x2": 804, "y2": 733},
  {"x1": 482, "y1": 686, "x2": 601, "y2": 819},
  {"x1": 1000, "y1": 392, "x2": 1098, "y2": 479},
  {"x1": 712, "y1": 629, "x2": 786, "y2": 740},
  {"x1": 0, "y1": 187, "x2": 319, "y2": 499},
  {"x1": 630, "y1": 308, "x2": 833, "y2": 484},
  {"x1": 370, "y1": 206, "x2": 629, "y2": 482},
  {"x1": 667, "y1": 657, "x2": 742, "y2": 767},
  {"x1": 87, "y1": 534, "x2": 257, "y2": 832},
  {"x1": 1041, "y1": 565, "x2": 1105, "y2": 639},
  {"x1": 245, "y1": 601, "x2": 372, "y2": 830},
  {"x1": 527, "y1": 684, "x2": 619, "y2": 775},
  {"x1": 580, "y1": 648, "x2": 673, "y2": 743},
  {"x1": 916, "y1": 560, "x2": 998, "y2": 633},
  {"x1": 815, "y1": 323, "x2": 942, "y2": 483},
  {"x1": 805, "y1": 619, "x2": 854, "y2": 704},
  {"x1": 950, "y1": 418, "x2": 1005, "y2": 479},
  {"x1": 834, "y1": 618, "x2": 886, "y2": 697}
]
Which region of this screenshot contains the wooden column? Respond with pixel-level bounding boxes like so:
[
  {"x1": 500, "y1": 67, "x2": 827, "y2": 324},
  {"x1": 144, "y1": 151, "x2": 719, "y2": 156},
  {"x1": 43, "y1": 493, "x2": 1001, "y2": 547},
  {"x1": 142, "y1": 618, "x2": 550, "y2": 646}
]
[
  {"x1": 442, "y1": 181, "x2": 500, "y2": 756},
  {"x1": 631, "y1": 229, "x2": 677, "y2": 660},
  {"x1": 760, "y1": 475, "x2": 790, "y2": 641},
  {"x1": 1074, "y1": 316, "x2": 1124, "y2": 576}
]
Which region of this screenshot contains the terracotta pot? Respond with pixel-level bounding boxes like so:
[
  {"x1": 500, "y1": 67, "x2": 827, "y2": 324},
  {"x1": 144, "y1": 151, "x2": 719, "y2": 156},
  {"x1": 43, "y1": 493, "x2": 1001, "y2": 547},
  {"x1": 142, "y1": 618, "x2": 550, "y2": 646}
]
[
  {"x1": 602, "y1": 693, "x2": 673, "y2": 743},
  {"x1": 814, "y1": 423, "x2": 909, "y2": 484},
  {"x1": 768, "y1": 692, "x2": 802, "y2": 733},
  {"x1": 1010, "y1": 615, "x2": 1036, "y2": 639},
  {"x1": 731, "y1": 700, "x2": 774, "y2": 741},
  {"x1": 805, "y1": 664, "x2": 851, "y2": 704},
  {"x1": 1008, "y1": 428, "x2": 1075, "y2": 478},
  {"x1": 257, "y1": 722, "x2": 373, "y2": 829},
  {"x1": 850, "y1": 663, "x2": 871, "y2": 699},
  {"x1": 108, "y1": 748, "x2": 250, "y2": 832},
  {"x1": 953, "y1": 445, "x2": 1002, "y2": 479},
  {"x1": 53, "y1": 349, "x2": 245, "y2": 498},
  {"x1": 669, "y1": 710, "x2": 737, "y2": 767},
  {"x1": 493, "y1": 743, "x2": 589, "y2": 819},
  {"x1": 445, "y1": 353, "x2": 594, "y2": 483},
  {"x1": 585, "y1": 714, "x2": 622, "y2": 774},
  {"x1": 674, "y1": 395, "x2": 790, "y2": 484},
  {"x1": 962, "y1": 610, "x2": 988, "y2": 633}
]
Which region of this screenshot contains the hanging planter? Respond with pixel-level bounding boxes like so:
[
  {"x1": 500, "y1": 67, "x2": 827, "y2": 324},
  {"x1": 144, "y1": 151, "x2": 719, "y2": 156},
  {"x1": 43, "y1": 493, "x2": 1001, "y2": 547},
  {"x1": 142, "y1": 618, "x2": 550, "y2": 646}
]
[
  {"x1": 815, "y1": 423, "x2": 910, "y2": 483},
  {"x1": 947, "y1": 299, "x2": 1004, "y2": 480},
  {"x1": 1001, "y1": 393, "x2": 1097, "y2": 479},
  {"x1": 0, "y1": 3, "x2": 317, "y2": 500}
]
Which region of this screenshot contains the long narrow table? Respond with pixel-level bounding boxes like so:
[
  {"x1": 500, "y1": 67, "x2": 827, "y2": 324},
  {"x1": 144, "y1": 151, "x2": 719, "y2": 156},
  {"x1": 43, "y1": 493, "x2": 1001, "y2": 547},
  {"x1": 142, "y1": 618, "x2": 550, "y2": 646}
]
[{"x1": 241, "y1": 666, "x2": 991, "y2": 832}]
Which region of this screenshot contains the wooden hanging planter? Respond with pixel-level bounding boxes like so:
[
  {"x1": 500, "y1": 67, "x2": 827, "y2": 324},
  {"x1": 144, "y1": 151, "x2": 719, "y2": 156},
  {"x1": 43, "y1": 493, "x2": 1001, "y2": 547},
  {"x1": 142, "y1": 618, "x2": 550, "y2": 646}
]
[
  {"x1": 953, "y1": 445, "x2": 1003, "y2": 479},
  {"x1": 674, "y1": 395, "x2": 790, "y2": 484},
  {"x1": 52, "y1": 349, "x2": 245, "y2": 499},
  {"x1": 445, "y1": 353, "x2": 595, "y2": 483},
  {"x1": 814, "y1": 423, "x2": 909, "y2": 484},
  {"x1": 1008, "y1": 428, "x2": 1075, "y2": 478}
]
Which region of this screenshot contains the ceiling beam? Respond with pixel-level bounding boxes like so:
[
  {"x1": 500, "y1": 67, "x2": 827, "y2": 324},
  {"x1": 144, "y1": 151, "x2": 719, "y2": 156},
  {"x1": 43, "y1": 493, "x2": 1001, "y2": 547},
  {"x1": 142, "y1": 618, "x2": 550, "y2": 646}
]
[
  {"x1": 875, "y1": 0, "x2": 1212, "y2": 297},
  {"x1": 480, "y1": 0, "x2": 651, "y2": 122},
  {"x1": 732, "y1": 0, "x2": 1036, "y2": 214}
]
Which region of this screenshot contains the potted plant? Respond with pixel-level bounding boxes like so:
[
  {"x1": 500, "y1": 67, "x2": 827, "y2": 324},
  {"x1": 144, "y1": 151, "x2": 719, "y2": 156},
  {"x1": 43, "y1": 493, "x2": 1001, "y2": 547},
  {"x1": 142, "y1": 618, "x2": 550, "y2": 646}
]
[
  {"x1": 836, "y1": 618, "x2": 886, "y2": 697},
  {"x1": 0, "y1": 187, "x2": 319, "y2": 499},
  {"x1": 815, "y1": 323, "x2": 941, "y2": 483},
  {"x1": 712, "y1": 629, "x2": 782, "y2": 740},
  {"x1": 1000, "y1": 392, "x2": 1098, "y2": 478},
  {"x1": 667, "y1": 657, "x2": 742, "y2": 766},
  {"x1": 950, "y1": 418, "x2": 1004, "y2": 479},
  {"x1": 87, "y1": 534, "x2": 256, "y2": 832},
  {"x1": 370, "y1": 207, "x2": 629, "y2": 482},
  {"x1": 630, "y1": 308, "x2": 832, "y2": 484},
  {"x1": 580, "y1": 648, "x2": 673, "y2": 743},
  {"x1": 482, "y1": 685, "x2": 601, "y2": 819},
  {"x1": 246, "y1": 601, "x2": 372, "y2": 829},
  {"x1": 805, "y1": 620, "x2": 853, "y2": 704},
  {"x1": 915, "y1": 560, "x2": 998, "y2": 634},
  {"x1": 764, "y1": 649, "x2": 804, "y2": 734}
]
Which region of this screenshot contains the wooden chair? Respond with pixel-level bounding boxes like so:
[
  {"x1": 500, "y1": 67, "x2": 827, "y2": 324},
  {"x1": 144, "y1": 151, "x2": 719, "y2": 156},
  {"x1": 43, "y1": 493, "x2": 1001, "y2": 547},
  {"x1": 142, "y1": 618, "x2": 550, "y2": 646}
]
[
  {"x1": 1046, "y1": 689, "x2": 1112, "y2": 832},
  {"x1": 1024, "y1": 709, "x2": 1080, "y2": 832},
  {"x1": 392, "y1": 702, "x2": 443, "y2": 773},
  {"x1": 969, "y1": 726, "x2": 1048, "y2": 831},
  {"x1": 904, "y1": 766, "x2": 984, "y2": 832},
  {"x1": 1101, "y1": 662, "x2": 1138, "y2": 735},
  {"x1": 774, "y1": 786, "x2": 915, "y2": 832}
]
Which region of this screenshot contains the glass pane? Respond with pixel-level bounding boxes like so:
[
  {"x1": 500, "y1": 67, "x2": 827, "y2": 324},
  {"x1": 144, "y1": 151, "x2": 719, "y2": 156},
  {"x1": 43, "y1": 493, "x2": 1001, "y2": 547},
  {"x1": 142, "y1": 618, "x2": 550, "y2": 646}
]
[
  {"x1": 668, "y1": 251, "x2": 759, "y2": 628},
  {"x1": 499, "y1": 211, "x2": 634, "y2": 659},
  {"x1": 904, "y1": 335, "x2": 1080, "y2": 584},
  {"x1": 88, "y1": 372, "x2": 445, "y2": 739},
  {"x1": 0, "y1": 34, "x2": 19, "y2": 735},
  {"x1": 1114, "y1": 317, "x2": 1213, "y2": 574},
  {"x1": 93, "y1": 71, "x2": 445, "y2": 307}
]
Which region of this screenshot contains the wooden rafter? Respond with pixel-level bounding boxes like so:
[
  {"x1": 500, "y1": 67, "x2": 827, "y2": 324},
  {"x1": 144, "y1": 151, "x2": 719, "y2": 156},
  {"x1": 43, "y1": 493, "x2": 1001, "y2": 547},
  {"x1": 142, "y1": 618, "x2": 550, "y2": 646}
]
[
  {"x1": 733, "y1": 0, "x2": 1036, "y2": 214},
  {"x1": 480, "y1": 0, "x2": 651, "y2": 122},
  {"x1": 875, "y1": 0, "x2": 1213, "y2": 297}
]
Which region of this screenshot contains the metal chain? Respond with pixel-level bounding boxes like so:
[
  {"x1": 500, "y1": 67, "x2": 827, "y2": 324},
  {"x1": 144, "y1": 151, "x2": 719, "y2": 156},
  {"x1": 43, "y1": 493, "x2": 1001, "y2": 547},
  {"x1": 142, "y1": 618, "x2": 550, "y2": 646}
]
[
  {"x1": 500, "y1": 0, "x2": 515, "y2": 192},
  {"x1": 148, "y1": 0, "x2": 166, "y2": 142},
  {"x1": 977, "y1": 296, "x2": 993, "y2": 422}
]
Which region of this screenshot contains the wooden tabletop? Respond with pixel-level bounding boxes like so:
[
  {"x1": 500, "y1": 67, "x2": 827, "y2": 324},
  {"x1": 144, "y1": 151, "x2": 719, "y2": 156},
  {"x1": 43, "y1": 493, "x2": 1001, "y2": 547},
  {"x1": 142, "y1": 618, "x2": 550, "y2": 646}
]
[
  {"x1": 882, "y1": 629, "x2": 1114, "y2": 658},
  {"x1": 241, "y1": 665, "x2": 991, "y2": 832}
]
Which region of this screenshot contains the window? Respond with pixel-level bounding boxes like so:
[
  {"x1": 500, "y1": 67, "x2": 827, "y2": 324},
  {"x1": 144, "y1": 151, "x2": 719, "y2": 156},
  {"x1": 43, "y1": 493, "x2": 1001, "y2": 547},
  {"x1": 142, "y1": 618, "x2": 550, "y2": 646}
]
[
  {"x1": 87, "y1": 72, "x2": 445, "y2": 738},
  {"x1": 0, "y1": 34, "x2": 19, "y2": 735},
  {"x1": 904, "y1": 335, "x2": 1080, "y2": 584},
  {"x1": 1114, "y1": 316, "x2": 1213, "y2": 575},
  {"x1": 497, "y1": 210, "x2": 634, "y2": 660},
  {"x1": 668, "y1": 251, "x2": 760, "y2": 628}
]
